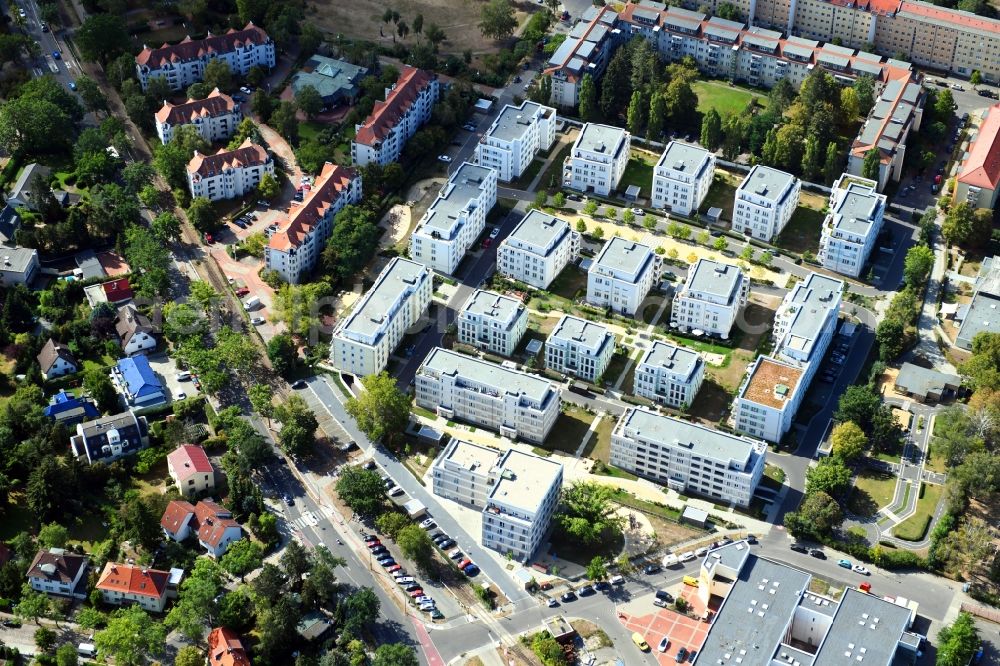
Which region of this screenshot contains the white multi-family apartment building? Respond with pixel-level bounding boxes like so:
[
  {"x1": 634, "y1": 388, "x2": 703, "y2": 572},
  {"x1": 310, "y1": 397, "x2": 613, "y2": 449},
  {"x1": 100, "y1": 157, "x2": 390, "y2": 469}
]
[
  {"x1": 610, "y1": 407, "x2": 766, "y2": 507},
  {"x1": 670, "y1": 259, "x2": 749, "y2": 338},
  {"x1": 587, "y1": 237, "x2": 660, "y2": 316},
  {"x1": 481, "y1": 448, "x2": 563, "y2": 562},
  {"x1": 410, "y1": 163, "x2": 497, "y2": 274},
  {"x1": 186, "y1": 139, "x2": 273, "y2": 201},
  {"x1": 545, "y1": 314, "x2": 615, "y2": 383},
  {"x1": 431, "y1": 438, "x2": 502, "y2": 508},
  {"x1": 497, "y1": 210, "x2": 580, "y2": 289},
  {"x1": 474, "y1": 101, "x2": 556, "y2": 182},
  {"x1": 633, "y1": 340, "x2": 705, "y2": 409},
  {"x1": 544, "y1": 5, "x2": 624, "y2": 108},
  {"x1": 819, "y1": 174, "x2": 886, "y2": 278},
  {"x1": 564, "y1": 123, "x2": 630, "y2": 196},
  {"x1": 732, "y1": 356, "x2": 805, "y2": 443},
  {"x1": 331, "y1": 258, "x2": 432, "y2": 377},
  {"x1": 415, "y1": 347, "x2": 561, "y2": 443},
  {"x1": 651, "y1": 141, "x2": 715, "y2": 215},
  {"x1": 155, "y1": 88, "x2": 242, "y2": 145},
  {"x1": 135, "y1": 23, "x2": 275, "y2": 91},
  {"x1": 457, "y1": 289, "x2": 528, "y2": 357},
  {"x1": 732, "y1": 165, "x2": 801, "y2": 242},
  {"x1": 351, "y1": 66, "x2": 439, "y2": 167},
  {"x1": 265, "y1": 163, "x2": 362, "y2": 283}
]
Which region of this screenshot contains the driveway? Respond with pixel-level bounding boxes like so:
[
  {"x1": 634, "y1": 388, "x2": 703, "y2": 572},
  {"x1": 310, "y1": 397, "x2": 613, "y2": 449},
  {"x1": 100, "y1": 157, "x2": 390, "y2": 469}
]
[
  {"x1": 256, "y1": 121, "x2": 302, "y2": 187},
  {"x1": 211, "y1": 247, "x2": 282, "y2": 341}
]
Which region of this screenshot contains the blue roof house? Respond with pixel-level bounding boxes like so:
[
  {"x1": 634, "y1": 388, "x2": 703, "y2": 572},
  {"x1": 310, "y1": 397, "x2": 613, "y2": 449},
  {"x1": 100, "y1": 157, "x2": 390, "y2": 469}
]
[
  {"x1": 44, "y1": 390, "x2": 100, "y2": 426},
  {"x1": 112, "y1": 356, "x2": 166, "y2": 408}
]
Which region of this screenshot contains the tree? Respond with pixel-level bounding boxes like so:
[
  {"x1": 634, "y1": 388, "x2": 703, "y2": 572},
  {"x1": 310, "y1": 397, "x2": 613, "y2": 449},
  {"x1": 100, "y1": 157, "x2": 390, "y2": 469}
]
[
  {"x1": 664, "y1": 78, "x2": 698, "y2": 130},
  {"x1": 248, "y1": 384, "x2": 274, "y2": 425},
  {"x1": 174, "y1": 646, "x2": 202, "y2": 666},
  {"x1": 0, "y1": 96, "x2": 73, "y2": 154},
  {"x1": 55, "y1": 643, "x2": 79, "y2": 666},
  {"x1": 942, "y1": 201, "x2": 974, "y2": 246},
  {"x1": 534, "y1": 190, "x2": 549, "y2": 209},
  {"x1": 296, "y1": 84, "x2": 323, "y2": 119},
  {"x1": 717, "y1": 2, "x2": 740, "y2": 19},
  {"x1": 335, "y1": 466, "x2": 387, "y2": 519},
  {"x1": 339, "y1": 588, "x2": 380, "y2": 638},
  {"x1": 35, "y1": 626, "x2": 57, "y2": 652},
  {"x1": 186, "y1": 197, "x2": 217, "y2": 233},
  {"x1": 622, "y1": 208, "x2": 635, "y2": 226},
  {"x1": 189, "y1": 281, "x2": 221, "y2": 313},
  {"x1": 839, "y1": 87, "x2": 861, "y2": 124},
  {"x1": 14, "y1": 584, "x2": 50, "y2": 624},
  {"x1": 84, "y1": 366, "x2": 119, "y2": 414},
  {"x1": 299, "y1": 23, "x2": 323, "y2": 56},
  {"x1": 903, "y1": 244, "x2": 934, "y2": 289},
  {"x1": 836, "y1": 384, "x2": 883, "y2": 432},
  {"x1": 626, "y1": 90, "x2": 646, "y2": 136},
  {"x1": 258, "y1": 172, "x2": 280, "y2": 200},
  {"x1": 76, "y1": 75, "x2": 107, "y2": 114},
  {"x1": 784, "y1": 490, "x2": 843, "y2": 537},
  {"x1": 373, "y1": 644, "x2": 419, "y2": 666},
  {"x1": 95, "y1": 606, "x2": 167, "y2": 666},
  {"x1": 203, "y1": 59, "x2": 233, "y2": 92},
  {"x1": 553, "y1": 192, "x2": 565, "y2": 208},
  {"x1": 426, "y1": 23, "x2": 447, "y2": 51},
  {"x1": 74, "y1": 13, "x2": 129, "y2": 63},
  {"x1": 960, "y1": 333, "x2": 1000, "y2": 392},
  {"x1": 37, "y1": 523, "x2": 69, "y2": 549},
  {"x1": 592, "y1": 225, "x2": 604, "y2": 239},
  {"x1": 853, "y1": 75, "x2": 875, "y2": 115},
  {"x1": 701, "y1": 108, "x2": 723, "y2": 151},
  {"x1": 970, "y1": 70, "x2": 982, "y2": 89},
  {"x1": 931, "y1": 407, "x2": 982, "y2": 468},
  {"x1": 124, "y1": 225, "x2": 171, "y2": 298},
  {"x1": 936, "y1": 613, "x2": 980, "y2": 666},
  {"x1": 531, "y1": 633, "x2": 568, "y2": 666},
  {"x1": 647, "y1": 91, "x2": 666, "y2": 140},
  {"x1": 554, "y1": 482, "x2": 625, "y2": 549},
  {"x1": 805, "y1": 457, "x2": 851, "y2": 496},
  {"x1": 151, "y1": 212, "x2": 181, "y2": 243},
  {"x1": 830, "y1": 421, "x2": 867, "y2": 462},
  {"x1": 397, "y1": 524, "x2": 435, "y2": 570},
  {"x1": 275, "y1": 395, "x2": 319, "y2": 458},
  {"x1": 375, "y1": 512, "x2": 410, "y2": 540},
  {"x1": 269, "y1": 101, "x2": 299, "y2": 142},
  {"x1": 586, "y1": 556, "x2": 607, "y2": 580},
  {"x1": 322, "y1": 205, "x2": 381, "y2": 284},
  {"x1": 478, "y1": 0, "x2": 517, "y2": 40},
  {"x1": 801, "y1": 135, "x2": 822, "y2": 182},
  {"x1": 251, "y1": 89, "x2": 274, "y2": 120},
  {"x1": 346, "y1": 372, "x2": 412, "y2": 445},
  {"x1": 397, "y1": 21, "x2": 410, "y2": 39},
  {"x1": 934, "y1": 89, "x2": 955, "y2": 121},
  {"x1": 578, "y1": 74, "x2": 598, "y2": 122},
  {"x1": 220, "y1": 538, "x2": 264, "y2": 580},
  {"x1": 267, "y1": 333, "x2": 297, "y2": 377},
  {"x1": 165, "y1": 559, "x2": 222, "y2": 641}
]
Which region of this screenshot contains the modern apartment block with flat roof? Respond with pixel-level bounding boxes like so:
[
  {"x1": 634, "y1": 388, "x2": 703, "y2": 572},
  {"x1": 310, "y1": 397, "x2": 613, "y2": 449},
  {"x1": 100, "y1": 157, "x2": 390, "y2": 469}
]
[
  {"x1": 351, "y1": 66, "x2": 439, "y2": 167},
  {"x1": 564, "y1": 123, "x2": 631, "y2": 197},
  {"x1": 651, "y1": 141, "x2": 715, "y2": 215},
  {"x1": 415, "y1": 348, "x2": 561, "y2": 443},
  {"x1": 545, "y1": 315, "x2": 616, "y2": 383},
  {"x1": 695, "y1": 542, "x2": 922, "y2": 666},
  {"x1": 732, "y1": 165, "x2": 800, "y2": 242},
  {"x1": 587, "y1": 237, "x2": 661, "y2": 316},
  {"x1": 474, "y1": 101, "x2": 556, "y2": 182},
  {"x1": 610, "y1": 407, "x2": 766, "y2": 506},
  {"x1": 409, "y1": 163, "x2": 497, "y2": 274},
  {"x1": 732, "y1": 356, "x2": 805, "y2": 443},
  {"x1": 955, "y1": 256, "x2": 1000, "y2": 350},
  {"x1": 482, "y1": 448, "x2": 563, "y2": 562},
  {"x1": 497, "y1": 210, "x2": 580, "y2": 289},
  {"x1": 819, "y1": 175, "x2": 886, "y2": 278},
  {"x1": 544, "y1": 6, "x2": 624, "y2": 108},
  {"x1": 847, "y1": 74, "x2": 924, "y2": 191},
  {"x1": 633, "y1": 341, "x2": 705, "y2": 408},
  {"x1": 331, "y1": 258, "x2": 432, "y2": 377},
  {"x1": 431, "y1": 438, "x2": 502, "y2": 508},
  {"x1": 670, "y1": 259, "x2": 748, "y2": 338},
  {"x1": 457, "y1": 289, "x2": 528, "y2": 357},
  {"x1": 955, "y1": 103, "x2": 1000, "y2": 210}
]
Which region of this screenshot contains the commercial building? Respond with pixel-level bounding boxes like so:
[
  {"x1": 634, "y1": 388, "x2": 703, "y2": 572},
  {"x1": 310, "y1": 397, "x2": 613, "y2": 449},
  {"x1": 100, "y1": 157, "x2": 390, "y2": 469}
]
[
  {"x1": 415, "y1": 347, "x2": 561, "y2": 443},
  {"x1": 474, "y1": 101, "x2": 557, "y2": 182},
  {"x1": 351, "y1": 66, "x2": 439, "y2": 167},
  {"x1": 154, "y1": 88, "x2": 242, "y2": 144},
  {"x1": 265, "y1": 163, "x2": 362, "y2": 284},
  {"x1": 457, "y1": 289, "x2": 528, "y2": 357},
  {"x1": 955, "y1": 256, "x2": 1000, "y2": 350},
  {"x1": 186, "y1": 139, "x2": 274, "y2": 201},
  {"x1": 633, "y1": 340, "x2": 705, "y2": 408},
  {"x1": 70, "y1": 411, "x2": 150, "y2": 465},
  {"x1": 497, "y1": 210, "x2": 580, "y2": 289},
  {"x1": 609, "y1": 407, "x2": 766, "y2": 506},
  {"x1": 544, "y1": 6, "x2": 624, "y2": 108},
  {"x1": 670, "y1": 259, "x2": 748, "y2": 338},
  {"x1": 431, "y1": 438, "x2": 502, "y2": 508},
  {"x1": 545, "y1": 314, "x2": 615, "y2": 383},
  {"x1": 819, "y1": 174, "x2": 886, "y2": 278},
  {"x1": 37, "y1": 338, "x2": 78, "y2": 380},
  {"x1": 0, "y1": 246, "x2": 39, "y2": 287},
  {"x1": 26, "y1": 548, "x2": 88, "y2": 598},
  {"x1": 732, "y1": 355, "x2": 805, "y2": 443},
  {"x1": 651, "y1": 141, "x2": 715, "y2": 215},
  {"x1": 96, "y1": 563, "x2": 171, "y2": 613},
  {"x1": 481, "y1": 449, "x2": 563, "y2": 562},
  {"x1": 409, "y1": 162, "x2": 498, "y2": 274},
  {"x1": 732, "y1": 165, "x2": 800, "y2": 242},
  {"x1": 331, "y1": 257, "x2": 432, "y2": 377},
  {"x1": 587, "y1": 237, "x2": 660, "y2": 316},
  {"x1": 167, "y1": 444, "x2": 216, "y2": 498},
  {"x1": 955, "y1": 103, "x2": 1000, "y2": 210},
  {"x1": 564, "y1": 123, "x2": 631, "y2": 196},
  {"x1": 847, "y1": 73, "x2": 925, "y2": 191},
  {"x1": 287, "y1": 55, "x2": 368, "y2": 109},
  {"x1": 135, "y1": 23, "x2": 275, "y2": 91}
]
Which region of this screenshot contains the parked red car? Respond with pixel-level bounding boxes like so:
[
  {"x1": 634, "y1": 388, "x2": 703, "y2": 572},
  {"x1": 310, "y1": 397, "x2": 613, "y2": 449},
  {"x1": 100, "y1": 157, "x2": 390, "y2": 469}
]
[
  {"x1": 408, "y1": 588, "x2": 424, "y2": 598},
  {"x1": 458, "y1": 558, "x2": 473, "y2": 570},
  {"x1": 205, "y1": 233, "x2": 214, "y2": 244},
  {"x1": 367, "y1": 540, "x2": 382, "y2": 549},
  {"x1": 235, "y1": 287, "x2": 250, "y2": 296}
]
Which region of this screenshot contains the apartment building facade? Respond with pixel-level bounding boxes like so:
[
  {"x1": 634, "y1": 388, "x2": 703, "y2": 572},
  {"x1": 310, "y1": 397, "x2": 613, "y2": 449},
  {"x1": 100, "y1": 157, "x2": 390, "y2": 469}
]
[
  {"x1": 587, "y1": 237, "x2": 661, "y2": 316},
  {"x1": 544, "y1": 6, "x2": 625, "y2": 108},
  {"x1": 955, "y1": 103, "x2": 1000, "y2": 210},
  {"x1": 497, "y1": 210, "x2": 581, "y2": 289},
  {"x1": 670, "y1": 259, "x2": 748, "y2": 338},
  {"x1": 331, "y1": 258, "x2": 432, "y2": 377},
  {"x1": 634, "y1": 340, "x2": 705, "y2": 409},
  {"x1": 415, "y1": 347, "x2": 561, "y2": 443},
  {"x1": 474, "y1": 101, "x2": 557, "y2": 182},
  {"x1": 135, "y1": 23, "x2": 276, "y2": 91},
  {"x1": 186, "y1": 139, "x2": 274, "y2": 201},
  {"x1": 847, "y1": 74, "x2": 924, "y2": 191},
  {"x1": 732, "y1": 356, "x2": 804, "y2": 443},
  {"x1": 564, "y1": 123, "x2": 631, "y2": 196},
  {"x1": 545, "y1": 314, "x2": 616, "y2": 383},
  {"x1": 431, "y1": 438, "x2": 502, "y2": 508},
  {"x1": 351, "y1": 66, "x2": 439, "y2": 167},
  {"x1": 732, "y1": 165, "x2": 800, "y2": 242},
  {"x1": 155, "y1": 88, "x2": 242, "y2": 144},
  {"x1": 409, "y1": 163, "x2": 498, "y2": 274},
  {"x1": 265, "y1": 163, "x2": 362, "y2": 283},
  {"x1": 481, "y1": 449, "x2": 563, "y2": 562},
  {"x1": 610, "y1": 407, "x2": 766, "y2": 506},
  {"x1": 819, "y1": 174, "x2": 886, "y2": 278},
  {"x1": 651, "y1": 141, "x2": 715, "y2": 215},
  {"x1": 457, "y1": 289, "x2": 528, "y2": 357}
]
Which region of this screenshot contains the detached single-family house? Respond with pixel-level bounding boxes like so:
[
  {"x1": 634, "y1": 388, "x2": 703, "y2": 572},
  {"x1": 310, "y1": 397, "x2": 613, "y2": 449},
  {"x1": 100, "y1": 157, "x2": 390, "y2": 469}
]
[
  {"x1": 96, "y1": 562, "x2": 172, "y2": 612},
  {"x1": 0, "y1": 204, "x2": 22, "y2": 245},
  {"x1": 160, "y1": 499, "x2": 243, "y2": 558},
  {"x1": 0, "y1": 247, "x2": 40, "y2": 287},
  {"x1": 111, "y1": 355, "x2": 166, "y2": 407},
  {"x1": 26, "y1": 548, "x2": 88, "y2": 598},
  {"x1": 167, "y1": 444, "x2": 216, "y2": 497},
  {"x1": 8, "y1": 163, "x2": 51, "y2": 210},
  {"x1": 70, "y1": 410, "x2": 150, "y2": 465},
  {"x1": 37, "y1": 338, "x2": 79, "y2": 380},
  {"x1": 208, "y1": 627, "x2": 252, "y2": 666},
  {"x1": 44, "y1": 390, "x2": 100, "y2": 426},
  {"x1": 116, "y1": 304, "x2": 158, "y2": 355},
  {"x1": 893, "y1": 363, "x2": 964, "y2": 404}
]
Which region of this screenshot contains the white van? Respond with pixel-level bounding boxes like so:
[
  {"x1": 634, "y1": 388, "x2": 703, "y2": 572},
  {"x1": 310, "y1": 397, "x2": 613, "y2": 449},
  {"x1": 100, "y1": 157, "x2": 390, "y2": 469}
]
[
  {"x1": 78, "y1": 643, "x2": 97, "y2": 658},
  {"x1": 243, "y1": 296, "x2": 261, "y2": 311},
  {"x1": 663, "y1": 553, "x2": 679, "y2": 567},
  {"x1": 609, "y1": 574, "x2": 625, "y2": 585}
]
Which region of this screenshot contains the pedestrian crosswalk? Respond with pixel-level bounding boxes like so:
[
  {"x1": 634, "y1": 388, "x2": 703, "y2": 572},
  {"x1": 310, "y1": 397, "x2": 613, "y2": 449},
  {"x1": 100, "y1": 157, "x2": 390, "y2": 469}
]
[{"x1": 291, "y1": 511, "x2": 320, "y2": 529}]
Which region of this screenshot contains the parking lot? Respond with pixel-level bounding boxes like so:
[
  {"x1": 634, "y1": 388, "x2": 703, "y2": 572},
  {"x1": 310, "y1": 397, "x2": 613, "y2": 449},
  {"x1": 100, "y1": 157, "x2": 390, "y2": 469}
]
[{"x1": 146, "y1": 352, "x2": 201, "y2": 403}]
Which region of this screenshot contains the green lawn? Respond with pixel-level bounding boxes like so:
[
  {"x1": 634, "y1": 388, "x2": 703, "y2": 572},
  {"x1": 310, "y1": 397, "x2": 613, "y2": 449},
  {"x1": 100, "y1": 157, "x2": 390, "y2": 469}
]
[
  {"x1": 846, "y1": 470, "x2": 897, "y2": 517},
  {"x1": 692, "y1": 80, "x2": 767, "y2": 117},
  {"x1": 298, "y1": 121, "x2": 330, "y2": 143},
  {"x1": 540, "y1": 144, "x2": 572, "y2": 193},
  {"x1": 548, "y1": 264, "x2": 589, "y2": 302},
  {"x1": 618, "y1": 155, "x2": 655, "y2": 199},
  {"x1": 516, "y1": 159, "x2": 545, "y2": 189},
  {"x1": 924, "y1": 441, "x2": 949, "y2": 474},
  {"x1": 582, "y1": 414, "x2": 615, "y2": 462},
  {"x1": 893, "y1": 482, "x2": 943, "y2": 542},
  {"x1": 774, "y1": 205, "x2": 827, "y2": 255},
  {"x1": 699, "y1": 172, "x2": 741, "y2": 222},
  {"x1": 543, "y1": 406, "x2": 596, "y2": 454}
]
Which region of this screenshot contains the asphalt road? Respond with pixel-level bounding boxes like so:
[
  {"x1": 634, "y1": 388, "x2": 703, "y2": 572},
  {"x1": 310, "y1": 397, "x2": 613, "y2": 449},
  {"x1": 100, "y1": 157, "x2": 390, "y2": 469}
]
[{"x1": 16, "y1": 0, "x2": 81, "y2": 95}]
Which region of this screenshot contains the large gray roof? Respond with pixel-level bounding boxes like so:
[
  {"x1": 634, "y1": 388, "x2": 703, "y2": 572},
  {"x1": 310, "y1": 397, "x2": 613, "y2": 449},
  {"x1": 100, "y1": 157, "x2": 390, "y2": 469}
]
[
  {"x1": 0, "y1": 246, "x2": 37, "y2": 275},
  {"x1": 638, "y1": 340, "x2": 702, "y2": 378},
  {"x1": 957, "y1": 291, "x2": 1000, "y2": 349},
  {"x1": 813, "y1": 588, "x2": 914, "y2": 666},
  {"x1": 894, "y1": 362, "x2": 961, "y2": 399},
  {"x1": 461, "y1": 289, "x2": 525, "y2": 325},
  {"x1": 548, "y1": 314, "x2": 614, "y2": 353},
  {"x1": 686, "y1": 258, "x2": 744, "y2": 301},
  {"x1": 656, "y1": 141, "x2": 712, "y2": 178},
  {"x1": 592, "y1": 237, "x2": 654, "y2": 281},
  {"x1": 338, "y1": 258, "x2": 429, "y2": 341},
  {"x1": 574, "y1": 123, "x2": 628, "y2": 156},
  {"x1": 737, "y1": 164, "x2": 797, "y2": 203},
  {"x1": 419, "y1": 347, "x2": 558, "y2": 405},
  {"x1": 831, "y1": 180, "x2": 885, "y2": 237},
  {"x1": 504, "y1": 210, "x2": 572, "y2": 255},
  {"x1": 417, "y1": 162, "x2": 495, "y2": 238},
  {"x1": 484, "y1": 101, "x2": 550, "y2": 143},
  {"x1": 617, "y1": 407, "x2": 762, "y2": 465}
]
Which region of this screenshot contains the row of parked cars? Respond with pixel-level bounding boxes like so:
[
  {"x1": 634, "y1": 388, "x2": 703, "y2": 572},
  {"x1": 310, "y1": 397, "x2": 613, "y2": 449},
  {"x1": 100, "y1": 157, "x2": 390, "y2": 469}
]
[
  {"x1": 819, "y1": 336, "x2": 852, "y2": 384},
  {"x1": 363, "y1": 533, "x2": 444, "y2": 619}
]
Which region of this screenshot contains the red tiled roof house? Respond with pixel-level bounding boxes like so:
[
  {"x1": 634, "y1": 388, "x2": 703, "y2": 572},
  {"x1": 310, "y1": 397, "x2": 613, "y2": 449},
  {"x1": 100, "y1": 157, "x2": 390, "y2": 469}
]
[
  {"x1": 955, "y1": 103, "x2": 1000, "y2": 211},
  {"x1": 161, "y1": 499, "x2": 244, "y2": 558},
  {"x1": 187, "y1": 138, "x2": 274, "y2": 202},
  {"x1": 167, "y1": 444, "x2": 216, "y2": 498},
  {"x1": 208, "y1": 627, "x2": 251, "y2": 666},
  {"x1": 96, "y1": 562, "x2": 171, "y2": 612},
  {"x1": 155, "y1": 88, "x2": 243, "y2": 145},
  {"x1": 351, "y1": 66, "x2": 439, "y2": 167}
]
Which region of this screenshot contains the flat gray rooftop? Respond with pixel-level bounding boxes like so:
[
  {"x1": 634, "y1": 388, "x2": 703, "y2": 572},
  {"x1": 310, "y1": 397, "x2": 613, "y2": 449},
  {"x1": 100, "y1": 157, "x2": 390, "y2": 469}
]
[
  {"x1": 778, "y1": 273, "x2": 843, "y2": 353},
  {"x1": 574, "y1": 123, "x2": 628, "y2": 156},
  {"x1": 656, "y1": 141, "x2": 712, "y2": 177},
  {"x1": 488, "y1": 448, "x2": 562, "y2": 513},
  {"x1": 638, "y1": 340, "x2": 702, "y2": 377},
  {"x1": 737, "y1": 164, "x2": 797, "y2": 203},
  {"x1": 617, "y1": 407, "x2": 761, "y2": 465},
  {"x1": 504, "y1": 210, "x2": 571, "y2": 254},
  {"x1": 0, "y1": 247, "x2": 36, "y2": 274},
  {"x1": 548, "y1": 314, "x2": 613, "y2": 353},
  {"x1": 832, "y1": 183, "x2": 884, "y2": 237},
  {"x1": 894, "y1": 362, "x2": 961, "y2": 398},
  {"x1": 420, "y1": 347, "x2": 557, "y2": 405},
  {"x1": 813, "y1": 588, "x2": 913, "y2": 666},
  {"x1": 485, "y1": 101, "x2": 548, "y2": 144},
  {"x1": 686, "y1": 258, "x2": 744, "y2": 301},
  {"x1": 592, "y1": 237, "x2": 654, "y2": 280},
  {"x1": 441, "y1": 438, "x2": 499, "y2": 473},
  {"x1": 461, "y1": 289, "x2": 524, "y2": 324},
  {"x1": 419, "y1": 162, "x2": 494, "y2": 236},
  {"x1": 339, "y1": 257, "x2": 428, "y2": 340},
  {"x1": 958, "y1": 291, "x2": 1000, "y2": 348}
]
